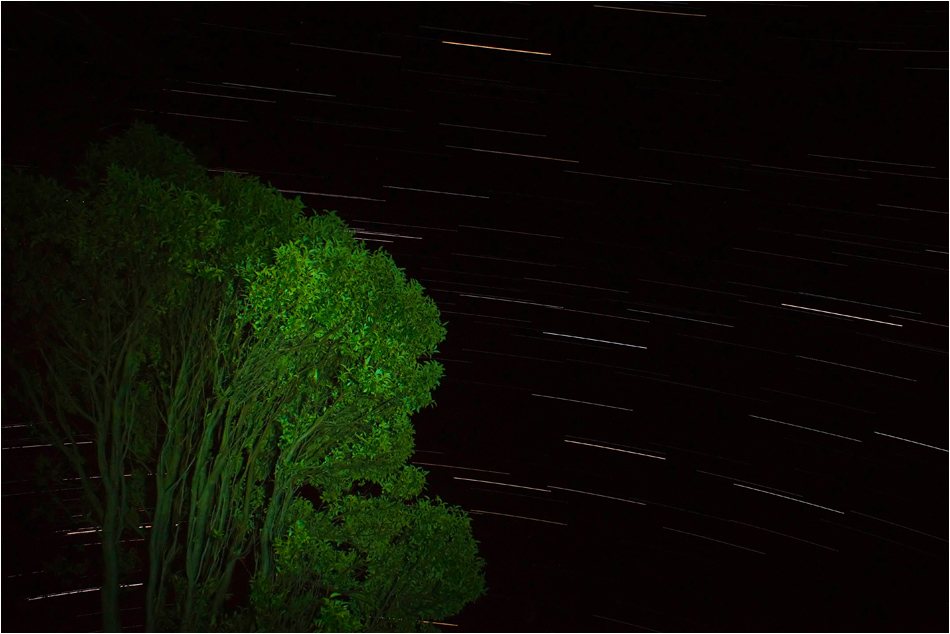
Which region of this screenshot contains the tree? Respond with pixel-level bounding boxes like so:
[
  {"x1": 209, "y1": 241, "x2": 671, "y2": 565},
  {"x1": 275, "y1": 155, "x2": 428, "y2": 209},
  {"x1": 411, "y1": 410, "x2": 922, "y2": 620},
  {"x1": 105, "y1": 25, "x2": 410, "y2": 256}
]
[
  {"x1": 156, "y1": 226, "x2": 486, "y2": 632},
  {"x1": 3, "y1": 122, "x2": 487, "y2": 632},
  {"x1": 4, "y1": 164, "x2": 164, "y2": 632},
  {"x1": 4, "y1": 124, "x2": 280, "y2": 630}
]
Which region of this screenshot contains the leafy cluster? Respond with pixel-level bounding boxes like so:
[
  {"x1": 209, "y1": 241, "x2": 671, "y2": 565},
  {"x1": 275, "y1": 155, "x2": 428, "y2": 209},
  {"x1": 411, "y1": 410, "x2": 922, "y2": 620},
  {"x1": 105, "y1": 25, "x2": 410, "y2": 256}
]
[{"x1": 254, "y1": 492, "x2": 486, "y2": 633}]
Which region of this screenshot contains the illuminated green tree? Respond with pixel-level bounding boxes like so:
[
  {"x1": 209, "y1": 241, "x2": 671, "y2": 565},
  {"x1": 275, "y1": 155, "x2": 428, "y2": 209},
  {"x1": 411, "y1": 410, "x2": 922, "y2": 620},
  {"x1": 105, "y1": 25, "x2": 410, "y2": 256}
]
[
  {"x1": 3, "y1": 122, "x2": 486, "y2": 632},
  {"x1": 165, "y1": 229, "x2": 487, "y2": 632}
]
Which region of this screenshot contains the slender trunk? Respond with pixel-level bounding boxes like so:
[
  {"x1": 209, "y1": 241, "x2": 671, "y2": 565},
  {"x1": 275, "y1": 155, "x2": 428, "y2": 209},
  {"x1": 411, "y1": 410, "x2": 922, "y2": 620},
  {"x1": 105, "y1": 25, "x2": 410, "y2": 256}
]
[
  {"x1": 98, "y1": 389, "x2": 124, "y2": 633},
  {"x1": 145, "y1": 478, "x2": 173, "y2": 632},
  {"x1": 146, "y1": 421, "x2": 186, "y2": 631},
  {"x1": 101, "y1": 323, "x2": 141, "y2": 631},
  {"x1": 210, "y1": 557, "x2": 239, "y2": 620},
  {"x1": 259, "y1": 482, "x2": 290, "y2": 580},
  {"x1": 181, "y1": 501, "x2": 204, "y2": 633},
  {"x1": 100, "y1": 489, "x2": 123, "y2": 632}
]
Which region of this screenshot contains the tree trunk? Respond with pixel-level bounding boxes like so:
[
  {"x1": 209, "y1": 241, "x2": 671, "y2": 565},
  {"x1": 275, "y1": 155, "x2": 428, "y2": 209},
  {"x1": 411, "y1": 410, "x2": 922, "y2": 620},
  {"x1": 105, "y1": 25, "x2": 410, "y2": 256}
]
[
  {"x1": 100, "y1": 493, "x2": 123, "y2": 632},
  {"x1": 145, "y1": 483, "x2": 173, "y2": 632},
  {"x1": 210, "y1": 557, "x2": 239, "y2": 622}
]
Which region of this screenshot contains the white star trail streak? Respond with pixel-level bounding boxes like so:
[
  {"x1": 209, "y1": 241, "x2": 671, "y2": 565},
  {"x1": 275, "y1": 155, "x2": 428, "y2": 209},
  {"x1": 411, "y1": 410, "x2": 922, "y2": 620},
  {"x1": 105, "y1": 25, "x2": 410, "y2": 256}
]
[{"x1": 733, "y1": 484, "x2": 845, "y2": 514}]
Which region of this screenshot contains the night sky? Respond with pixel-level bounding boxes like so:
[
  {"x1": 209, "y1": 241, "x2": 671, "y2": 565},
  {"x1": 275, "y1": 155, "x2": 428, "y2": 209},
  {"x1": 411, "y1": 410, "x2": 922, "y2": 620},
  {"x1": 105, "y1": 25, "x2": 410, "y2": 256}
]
[{"x1": 2, "y1": 3, "x2": 948, "y2": 632}]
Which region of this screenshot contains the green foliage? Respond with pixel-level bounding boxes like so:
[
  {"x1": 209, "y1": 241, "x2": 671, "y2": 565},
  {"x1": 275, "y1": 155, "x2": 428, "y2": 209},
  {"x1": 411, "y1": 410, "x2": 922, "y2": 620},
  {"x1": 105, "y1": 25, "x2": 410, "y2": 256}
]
[
  {"x1": 243, "y1": 488, "x2": 487, "y2": 632},
  {"x1": 2, "y1": 169, "x2": 87, "y2": 348},
  {"x1": 209, "y1": 215, "x2": 449, "y2": 515},
  {"x1": 3, "y1": 121, "x2": 486, "y2": 634},
  {"x1": 314, "y1": 593, "x2": 362, "y2": 633},
  {"x1": 75, "y1": 120, "x2": 208, "y2": 192}
]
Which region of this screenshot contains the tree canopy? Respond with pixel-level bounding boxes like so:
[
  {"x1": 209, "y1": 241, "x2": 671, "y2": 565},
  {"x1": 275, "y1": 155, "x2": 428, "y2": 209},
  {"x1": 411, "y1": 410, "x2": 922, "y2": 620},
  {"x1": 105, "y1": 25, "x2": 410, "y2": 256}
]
[{"x1": 3, "y1": 121, "x2": 487, "y2": 632}]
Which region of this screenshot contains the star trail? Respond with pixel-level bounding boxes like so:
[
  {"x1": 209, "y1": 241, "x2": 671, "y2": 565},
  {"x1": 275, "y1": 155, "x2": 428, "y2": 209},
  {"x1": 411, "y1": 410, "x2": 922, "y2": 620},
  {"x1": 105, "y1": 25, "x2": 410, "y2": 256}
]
[{"x1": 2, "y1": 2, "x2": 947, "y2": 632}]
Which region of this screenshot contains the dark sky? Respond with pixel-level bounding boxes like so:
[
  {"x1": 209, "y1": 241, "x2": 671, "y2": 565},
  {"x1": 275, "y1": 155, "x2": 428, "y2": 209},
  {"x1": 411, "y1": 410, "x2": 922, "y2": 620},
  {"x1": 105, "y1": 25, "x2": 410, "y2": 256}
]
[{"x1": 3, "y1": 2, "x2": 948, "y2": 632}]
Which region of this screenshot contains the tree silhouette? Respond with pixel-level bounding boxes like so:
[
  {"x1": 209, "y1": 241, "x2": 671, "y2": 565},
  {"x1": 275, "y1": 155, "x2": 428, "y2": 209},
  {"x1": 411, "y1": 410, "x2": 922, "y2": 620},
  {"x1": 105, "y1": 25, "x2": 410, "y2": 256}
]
[{"x1": 3, "y1": 122, "x2": 486, "y2": 632}]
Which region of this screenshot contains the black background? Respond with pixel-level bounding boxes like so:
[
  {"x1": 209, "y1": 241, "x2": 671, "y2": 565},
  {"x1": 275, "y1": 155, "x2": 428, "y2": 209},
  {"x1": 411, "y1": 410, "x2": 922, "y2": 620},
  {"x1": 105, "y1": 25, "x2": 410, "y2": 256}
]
[{"x1": 2, "y1": 3, "x2": 948, "y2": 632}]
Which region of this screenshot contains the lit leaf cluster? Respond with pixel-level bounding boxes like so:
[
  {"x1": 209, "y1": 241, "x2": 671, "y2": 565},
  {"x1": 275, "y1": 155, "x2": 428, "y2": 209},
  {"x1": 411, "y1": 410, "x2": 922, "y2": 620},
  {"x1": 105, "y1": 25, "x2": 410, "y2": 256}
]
[
  {"x1": 228, "y1": 222, "x2": 447, "y2": 497},
  {"x1": 253, "y1": 480, "x2": 486, "y2": 633}
]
